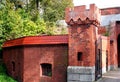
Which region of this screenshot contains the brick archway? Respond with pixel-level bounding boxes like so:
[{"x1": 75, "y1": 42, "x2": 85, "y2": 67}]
[{"x1": 117, "y1": 34, "x2": 120, "y2": 67}]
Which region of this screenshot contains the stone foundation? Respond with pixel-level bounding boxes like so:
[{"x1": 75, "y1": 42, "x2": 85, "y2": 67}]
[
  {"x1": 67, "y1": 66, "x2": 95, "y2": 82},
  {"x1": 109, "y1": 65, "x2": 118, "y2": 70}
]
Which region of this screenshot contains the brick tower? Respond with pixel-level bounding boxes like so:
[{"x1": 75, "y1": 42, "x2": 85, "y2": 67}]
[{"x1": 65, "y1": 4, "x2": 101, "y2": 82}]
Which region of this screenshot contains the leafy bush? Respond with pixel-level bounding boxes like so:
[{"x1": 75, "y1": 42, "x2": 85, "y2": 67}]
[
  {"x1": 0, "y1": 63, "x2": 6, "y2": 74},
  {"x1": 0, "y1": 1, "x2": 47, "y2": 49},
  {"x1": 0, "y1": 75, "x2": 17, "y2": 82},
  {"x1": 0, "y1": 63, "x2": 17, "y2": 82}
]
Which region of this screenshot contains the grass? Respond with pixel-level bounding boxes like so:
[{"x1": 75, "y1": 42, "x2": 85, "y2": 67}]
[
  {"x1": 0, "y1": 74, "x2": 17, "y2": 82},
  {"x1": 0, "y1": 62, "x2": 17, "y2": 82}
]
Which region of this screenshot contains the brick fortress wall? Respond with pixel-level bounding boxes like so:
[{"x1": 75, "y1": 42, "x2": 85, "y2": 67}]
[
  {"x1": 65, "y1": 4, "x2": 101, "y2": 82},
  {"x1": 3, "y1": 35, "x2": 68, "y2": 82}
]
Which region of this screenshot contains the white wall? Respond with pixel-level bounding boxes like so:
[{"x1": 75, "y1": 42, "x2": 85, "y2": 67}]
[{"x1": 101, "y1": 14, "x2": 120, "y2": 26}]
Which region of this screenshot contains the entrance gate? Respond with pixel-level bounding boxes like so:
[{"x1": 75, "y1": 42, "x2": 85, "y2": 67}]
[
  {"x1": 95, "y1": 38, "x2": 102, "y2": 80},
  {"x1": 117, "y1": 34, "x2": 120, "y2": 68}
]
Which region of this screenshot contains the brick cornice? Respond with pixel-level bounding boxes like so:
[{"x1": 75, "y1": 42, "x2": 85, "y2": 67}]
[{"x1": 3, "y1": 35, "x2": 68, "y2": 48}]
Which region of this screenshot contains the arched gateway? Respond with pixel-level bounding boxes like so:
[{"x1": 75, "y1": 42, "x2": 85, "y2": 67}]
[{"x1": 117, "y1": 34, "x2": 120, "y2": 67}]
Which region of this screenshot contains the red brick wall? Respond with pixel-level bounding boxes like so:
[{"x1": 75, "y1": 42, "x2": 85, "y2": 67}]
[
  {"x1": 116, "y1": 22, "x2": 120, "y2": 36},
  {"x1": 3, "y1": 47, "x2": 24, "y2": 82},
  {"x1": 98, "y1": 26, "x2": 106, "y2": 34},
  {"x1": 3, "y1": 44, "x2": 68, "y2": 82},
  {"x1": 23, "y1": 44, "x2": 68, "y2": 82},
  {"x1": 110, "y1": 21, "x2": 120, "y2": 67},
  {"x1": 107, "y1": 37, "x2": 110, "y2": 66},
  {"x1": 65, "y1": 4, "x2": 100, "y2": 67},
  {"x1": 109, "y1": 22, "x2": 117, "y2": 66},
  {"x1": 101, "y1": 7, "x2": 120, "y2": 15},
  {"x1": 68, "y1": 25, "x2": 97, "y2": 66}
]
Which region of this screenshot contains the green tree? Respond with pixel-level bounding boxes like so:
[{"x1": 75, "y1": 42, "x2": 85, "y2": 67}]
[
  {"x1": 0, "y1": 0, "x2": 73, "y2": 48},
  {"x1": 0, "y1": 1, "x2": 47, "y2": 49},
  {"x1": 40, "y1": 0, "x2": 73, "y2": 34},
  {"x1": 39, "y1": 0, "x2": 73, "y2": 22},
  {"x1": 28, "y1": 0, "x2": 73, "y2": 34}
]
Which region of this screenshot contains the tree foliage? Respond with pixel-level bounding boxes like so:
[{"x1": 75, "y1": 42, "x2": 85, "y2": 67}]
[
  {"x1": 28, "y1": 0, "x2": 73, "y2": 34},
  {"x1": 39, "y1": 0, "x2": 73, "y2": 22},
  {"x1": 0, "y1": 0, "x2": 73, "y2": 48},
  {"x1": 0, "y1": 0, "x2": 46, "y2": 48},
  {"x1": 27, "y1": 0, "x2": 73, "y2": 21}
]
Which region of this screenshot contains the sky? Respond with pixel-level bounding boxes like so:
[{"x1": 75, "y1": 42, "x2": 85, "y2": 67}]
[{"x1": 73, "y1": 0, "x2": 120, "y2": 9}]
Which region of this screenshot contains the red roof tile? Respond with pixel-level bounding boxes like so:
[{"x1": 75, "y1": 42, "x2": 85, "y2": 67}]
[{"x1": 3, "y1": 35, "x2": 68, "y2": 48}]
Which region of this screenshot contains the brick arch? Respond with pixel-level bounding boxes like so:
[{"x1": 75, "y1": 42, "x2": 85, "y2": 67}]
[
  {"x1": 117, "y1": 34, "x2": 120, "y2": 67},
  {"x1": 116, "y1": 21, "x2": 120, "y2": 36}
]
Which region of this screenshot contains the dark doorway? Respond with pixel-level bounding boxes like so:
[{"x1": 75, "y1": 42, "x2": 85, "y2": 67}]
[
  {"x1": 95, "y1": 49, "x2": 102, "y2": 80},
  {"x1": 117, "y1": 34, "x2": 120, "y2": 68},
  {"x1": 106, "y1": 50, "x2": 108, "y2": 71},
  {"x1": 95, "y1": 40, "x2": 102, "y2": 81}
]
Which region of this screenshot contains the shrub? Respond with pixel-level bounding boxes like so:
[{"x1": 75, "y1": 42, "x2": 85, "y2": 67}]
[{"x1": 0, "y1": 63, "x2": 17, "y2": 82}]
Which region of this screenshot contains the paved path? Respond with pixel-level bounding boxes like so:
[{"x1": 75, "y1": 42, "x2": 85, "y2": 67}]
[{"x1": 97, "y1": 69, "x2": 120, "y2": 82}]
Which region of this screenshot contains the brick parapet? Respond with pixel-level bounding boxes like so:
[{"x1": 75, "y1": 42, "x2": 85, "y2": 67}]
[
  {"x1": 101, "y1": 7, "x2": 120, "y2": 15},
  {"x1": 65, "y1": 4, "x2": 101, "y2": 26}
]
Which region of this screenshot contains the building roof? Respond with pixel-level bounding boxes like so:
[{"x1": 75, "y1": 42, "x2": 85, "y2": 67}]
[
  {"x1": 3, "y1": 35, "x2": 68, "y2": 48},
  {"x1": 100, "y1": 7, "x2": 120, "y2": 26}
]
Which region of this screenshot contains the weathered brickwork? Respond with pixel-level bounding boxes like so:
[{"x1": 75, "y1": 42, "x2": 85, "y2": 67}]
[
  {"x1": 98, "y1": 26, "x2": 106, "y2": 34},
  {"x1": 65, "y1": 4, "x2": 101, "y2": 67},
  {"x1": 109, "y1": 21, "x2": 120, "y2": 69},
  {"x1": 65, "y1": 4, "x2": 101, "y2": 82},
  {"x1": 3, "y1": 35, "x2": 68, "y2": 82},
  {"x1": 23, "y1": 44, "x2": 68, "y2": 82},
  {"x1": 3, "y1": 44, "x2": 68, "y2": 82},
  {"x1": 101, "y1": 7, "x2": 120, "y2": 15},
  {"x1": 68, "y1": 26, "x2": 97, "y2": 66},
  {"x1": 3, "y1": 47, "x2": 24, "y2": 82}
]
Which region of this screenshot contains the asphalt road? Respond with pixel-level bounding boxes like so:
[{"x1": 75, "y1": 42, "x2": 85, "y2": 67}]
[{"x1": 97, "y1": 69, "x2": 120, "y2": 82}]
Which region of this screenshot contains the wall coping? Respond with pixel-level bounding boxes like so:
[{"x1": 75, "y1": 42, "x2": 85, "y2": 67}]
[
  {"x1": 101, "y1": 7, "x2": 120, "y2": 15},
  {"x1": 3, "y1": 35, "x2": 68, "y2": 48}
]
